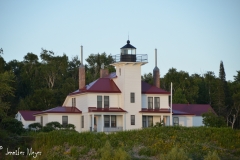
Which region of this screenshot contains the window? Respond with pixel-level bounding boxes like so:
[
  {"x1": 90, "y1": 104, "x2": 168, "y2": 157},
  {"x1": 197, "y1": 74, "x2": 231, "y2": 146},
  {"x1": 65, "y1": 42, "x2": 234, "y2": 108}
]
[
  {"x1": 148, "y1": 116, "x2": 153, "y2": 127},
  {"x1": 154, "y1": 97, "x2": 160, "y2": 109},
  {"x1": 142, "y1": 116, "x2": 147, "y2": 128},
  {"x1": 131, "y1": 115, "x2": 135, "y2": 125},
  {"x1": 173, "y1": 117, "x2": 179, "y2": 126},
  {"x1": 97, "y1": 96, "x2": 102, "y2": 108},
  {"x1": 130, "y1": 92, "x2": 135, "y2": 103},
  {"x1": 169, "y1": 95, "x2": 171, "y2": 106},
  {"x1": 72, "y1": 98, "x2": 76, "y2": 107},
  {"x1": 104, "y1": 115, "x2": 110, "y2": 127},
  {"x1": 40, "y1": 116, "x2": 43, "y2": 126},
  {"x1": 104, "y1": 96, "x2": 109, "y2": 108},
  {"x1": 148, "y1": 97, "x2": 153, "y2": 109},
  {"x1": 62, "y1": 116, "x2": 68, "y2": 128},
  {"x1": 111, "y1": 115, "x2": 116, "y2": 127},
  {"x1": 81, "y1": 116, "x2": 84, "y2": 128}
]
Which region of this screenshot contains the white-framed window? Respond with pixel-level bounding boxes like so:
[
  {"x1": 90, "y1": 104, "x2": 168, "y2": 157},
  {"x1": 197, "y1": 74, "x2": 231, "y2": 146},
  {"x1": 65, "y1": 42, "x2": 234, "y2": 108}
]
[
  {"x1": 111, "y1": 115, "x2": 116, "y2": 127},
  {"x1": 82, "y1": 116, "x2": 84, "y2": 128},
  {"x1": 131, "y1": 115, "x2": 135, "y2": 125},
  {"x1": 104, "y1": 115, "x2": 110, "y2": 127},
  {"x1": 142, "y1": 116, "x2": 147, "y2": 128},
  {"x1": 148, "y1": 97, "x2": 153, "y2": 109},
  {"x1": 148, "y1": 116, "x2": 153, "y2": 127},
  {"x1": 62, "y1": 116, "x2": 68, "y2": 128},
  {"x1": 173, "y1": 117, "x2": 179, "y2": 126},
  {"x1": 130, "y1": 92, "x2": 135, "y2": 103},
  {"x1": 72, "y1": 98, "x2": 76, "y2": 107},
  {"x1": 104, "y1": 96, "x2": 109, "y2": 108},
  {"x1": 97, "y1": 96, "x2": 102, "y2": 108},
  {"x1": 154, "y1": 97, "x2": 160, "y2": 109}
]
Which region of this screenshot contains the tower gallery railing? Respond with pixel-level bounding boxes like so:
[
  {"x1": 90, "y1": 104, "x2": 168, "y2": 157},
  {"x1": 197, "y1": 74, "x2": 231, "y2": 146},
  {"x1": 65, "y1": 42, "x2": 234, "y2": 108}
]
[{"x1": 111, "y1": 54, "x2": 148, "y2": 63}]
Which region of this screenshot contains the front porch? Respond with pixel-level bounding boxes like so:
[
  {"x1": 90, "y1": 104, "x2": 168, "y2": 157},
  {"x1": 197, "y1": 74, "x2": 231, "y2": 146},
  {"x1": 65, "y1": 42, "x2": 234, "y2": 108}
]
[
  {"x1": 140, "y1": 108, "x2": 172, "y2": 127},
  {"x1": 88, "y1": 107, "x2": 127, "y2": 132}
]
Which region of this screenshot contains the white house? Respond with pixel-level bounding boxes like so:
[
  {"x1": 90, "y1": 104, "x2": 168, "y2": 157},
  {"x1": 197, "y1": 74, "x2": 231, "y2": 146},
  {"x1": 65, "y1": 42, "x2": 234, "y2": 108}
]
[
  {"x1": 15, "y1": 111, "x2": 40, "y2": 129},
  {"x1": 19, "y1": 40, "x2": 214, "y2": 132}
]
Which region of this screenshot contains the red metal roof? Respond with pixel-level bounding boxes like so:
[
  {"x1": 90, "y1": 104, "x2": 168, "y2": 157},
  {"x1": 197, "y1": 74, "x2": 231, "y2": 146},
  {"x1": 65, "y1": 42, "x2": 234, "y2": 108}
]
[
  {"x1": 172, "y1": 104, "x2": 214, "y2": 116},
  {"x1": 139, "y1": 108, "x2": 170, "y2": 113},
  {"x1": 19, "y1": 111, "x2": 41, "y2": 121},
  {"x1": 88, "y1": 107, "x2": 127, "y2": 112},
  {"x1": 34, "y1": 106, "x2": 82, "y2": 115},
  {"x1": 141, "y1": 81, "x2": 170, "y2": 94},
  {"x1": 69, "y1": 77, "x2": 121, "y2": 95}
]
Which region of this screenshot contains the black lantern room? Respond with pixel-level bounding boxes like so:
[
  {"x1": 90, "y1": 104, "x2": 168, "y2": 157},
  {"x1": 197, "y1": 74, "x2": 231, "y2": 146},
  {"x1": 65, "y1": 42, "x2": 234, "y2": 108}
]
[{"x1": 120, "y1": 40, "x2": 136, "y2": 62}]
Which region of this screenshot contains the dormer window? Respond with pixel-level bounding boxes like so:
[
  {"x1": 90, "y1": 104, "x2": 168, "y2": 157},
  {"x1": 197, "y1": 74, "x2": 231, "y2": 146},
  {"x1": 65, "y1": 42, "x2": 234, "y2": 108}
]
[{"x1": 72, "y1": 98, "x2": 76, "y2": 107}]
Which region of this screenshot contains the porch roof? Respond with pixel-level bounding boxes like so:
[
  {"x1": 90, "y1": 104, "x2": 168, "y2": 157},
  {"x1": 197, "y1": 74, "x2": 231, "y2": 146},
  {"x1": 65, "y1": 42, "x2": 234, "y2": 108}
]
[
  {"x1": 139, "y1": 108, "x2": 171, "y2": 113},
  {"x1": 33, "y1": 106, "x2": 82, "y2": 115},
  {"x1": 88, "y1": 107, "x2": 127, "y2": 112}
]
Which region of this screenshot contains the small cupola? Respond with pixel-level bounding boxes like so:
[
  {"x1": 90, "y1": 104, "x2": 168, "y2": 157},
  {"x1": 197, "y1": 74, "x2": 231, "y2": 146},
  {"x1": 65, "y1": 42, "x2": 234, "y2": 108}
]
[{"x1": 120, "y1": 40, "x2": 137, "y2": 62}]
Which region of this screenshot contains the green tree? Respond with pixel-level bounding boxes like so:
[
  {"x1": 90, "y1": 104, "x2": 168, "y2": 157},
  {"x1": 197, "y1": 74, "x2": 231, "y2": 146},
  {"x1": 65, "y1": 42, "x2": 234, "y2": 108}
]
[
  {"x1": 202, "y1": 111, "x2": 225, "y2": 127},
  {"x1": 141, "y1": 72, "x2": 153, "y2": 85},
  {"x1": 162, "y1": 68, "x2": 199, "y2": 104},
  {"x1": 85, "y1": 52, "x2": 115, "y2": 84},
  {"x1": 0, "y1": 48, "x2": 6, "y2": 73},
  {"x1": 227, "y1": 71, "x2": 240, "y2": 129},
  {"x1": 0, "y1": 71, "x2": 15, "y2": 121}
]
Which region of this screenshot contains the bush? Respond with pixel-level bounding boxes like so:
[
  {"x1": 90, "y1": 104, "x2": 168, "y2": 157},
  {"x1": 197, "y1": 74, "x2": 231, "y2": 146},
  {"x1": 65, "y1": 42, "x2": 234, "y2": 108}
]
[
  {"x1": 159, "y1": 146, "x2": 191, "y2": 160},
  {"x1": 1, "y1": 118, "x2": 25, "y2": 135},
  {"x1": 204, "y1": 151, "x2": 220, "y2": 160},
  {"x1": 99, "y1": 141, "x2": 130, "y2": 160},
  {"x1": 202, "y1": 111, "x2": 225, "y2": 127},
  {"x1": 65, "y1": 124, "x2": 75, "y2": 130},
  {"x1": 28, "y1": 122, "x2": 42, "y2": 131},
  {"x1": 46, "y1": 121, "x2": 62, "y2": 129},
  {"x1": 42, "y1": 126, "x2": 55, "y2": 132}
]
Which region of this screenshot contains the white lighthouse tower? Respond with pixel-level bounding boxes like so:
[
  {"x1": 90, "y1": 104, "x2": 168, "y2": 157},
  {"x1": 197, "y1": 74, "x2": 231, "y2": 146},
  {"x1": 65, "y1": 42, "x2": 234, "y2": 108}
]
[{"x1": 111, "y1": 40, "x2": 148, "y2": 130}]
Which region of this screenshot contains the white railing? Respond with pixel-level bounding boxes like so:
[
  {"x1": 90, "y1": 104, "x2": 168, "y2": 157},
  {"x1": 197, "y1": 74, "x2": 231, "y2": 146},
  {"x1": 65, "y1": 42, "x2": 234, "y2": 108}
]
[{"x1": 103, "y1": 127, "x2": 123, "y2": 132}]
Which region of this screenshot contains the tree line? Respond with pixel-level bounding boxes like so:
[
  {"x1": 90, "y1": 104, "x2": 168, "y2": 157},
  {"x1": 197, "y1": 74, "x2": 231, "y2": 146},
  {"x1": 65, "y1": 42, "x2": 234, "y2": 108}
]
[
  {"x1": 0, "y1": 48, "x2": 239, "y2": 128},
  {"x1": 142, "y1": 62, "x2": 240, "y2": 128}
]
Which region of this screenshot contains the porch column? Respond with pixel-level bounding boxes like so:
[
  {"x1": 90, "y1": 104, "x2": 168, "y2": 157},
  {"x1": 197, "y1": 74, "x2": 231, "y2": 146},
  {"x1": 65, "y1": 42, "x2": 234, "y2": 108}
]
[
  {"x1": 123, "y1": 114, "x2": 126, "y2": 131},
  {"x1": 101, "y1": 114, "x2": 104, "y2": 132},
  {"x1": 91, "y1": 114, "x2": 94, "y2": 131},
  {"x1": 160, "y1": 115, "x2": 163, "y2": 125}
]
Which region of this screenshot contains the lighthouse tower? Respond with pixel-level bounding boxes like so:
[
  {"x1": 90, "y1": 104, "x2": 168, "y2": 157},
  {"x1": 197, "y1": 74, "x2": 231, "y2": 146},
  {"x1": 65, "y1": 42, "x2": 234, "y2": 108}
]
[{"x1": 111, "y1": 40, "x2": 148, "y2": 130}]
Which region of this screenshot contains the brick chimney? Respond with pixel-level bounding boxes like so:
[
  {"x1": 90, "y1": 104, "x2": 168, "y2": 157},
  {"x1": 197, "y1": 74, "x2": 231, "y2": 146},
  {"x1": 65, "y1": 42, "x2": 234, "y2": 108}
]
[
  {"x1": 100, "y1": 63, "x2": 109, "y2": 78},
  {"x1": 79, "y1": 46, "x2": 85, "y2": 89},
  {"x1": 153, "y1": 48, "x2": 160, "y2": 88}
]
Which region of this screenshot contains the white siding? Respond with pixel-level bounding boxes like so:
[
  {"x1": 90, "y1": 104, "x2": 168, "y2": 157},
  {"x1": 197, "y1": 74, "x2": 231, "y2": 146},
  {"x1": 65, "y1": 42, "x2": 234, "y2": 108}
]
[
  {"x1": 193, "y1": 116, "x2": 203, "y2": 126},
  {"x1": 173, "y1": 116, "x2": 193, "y2": 127},
  {"x1": 87, "y1": 93, "x2": 120, "y2": 108},
  {"x1": 142, "y1": 94, "x2": 169, "y2": 109},
  {"x1": 36, "y1": 113, "x2": 81, "y2": 132}
]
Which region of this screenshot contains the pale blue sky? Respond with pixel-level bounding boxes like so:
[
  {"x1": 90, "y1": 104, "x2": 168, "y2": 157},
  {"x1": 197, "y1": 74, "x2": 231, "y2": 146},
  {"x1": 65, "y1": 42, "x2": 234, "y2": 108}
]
[{"x1": 1, "y1": 0, "x2": 239, "y2": 81}]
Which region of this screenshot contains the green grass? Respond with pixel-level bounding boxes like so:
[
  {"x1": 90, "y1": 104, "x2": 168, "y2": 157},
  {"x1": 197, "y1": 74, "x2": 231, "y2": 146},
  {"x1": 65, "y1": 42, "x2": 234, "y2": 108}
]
[{"x1": 2, "y1": 127, "x2": 240, "y2": 160}]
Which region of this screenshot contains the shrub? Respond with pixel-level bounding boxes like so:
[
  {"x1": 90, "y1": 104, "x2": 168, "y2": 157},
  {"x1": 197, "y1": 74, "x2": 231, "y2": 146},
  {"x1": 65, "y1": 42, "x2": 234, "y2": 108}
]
[
  {"x1": 159, "y1": 146, "x2": 191, "y2": 160},
  {"x1": 42, "y1": 126, "x2": 55, "y2": 132},
  {"x1": 202, "y1": 111, "x2": 225, "y2": 127},
  {"x1": 46, "y1": 121, "x2": 62, "y2": 129},
  {"x1": 65, "y1": 124, "x2": 75, "y2": 130},
  {"x1": 28, "y1": 122, "x2": 42, "y2": 131},
  {"x1": 99, "y1": 140, "x2": 130, "y2": 160},
  {"x1": 204, "y1": 151, "x2": 220, "y2": 160},
  {"x1": 113, "y1": 147, "x2": 131, "y2": 160},
  {"x1": 99, "y1": 141, "x2": 113, "y2": 160},
  {"x1": 1, "y1": 118, "x2": 25, "y2": 135}
]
